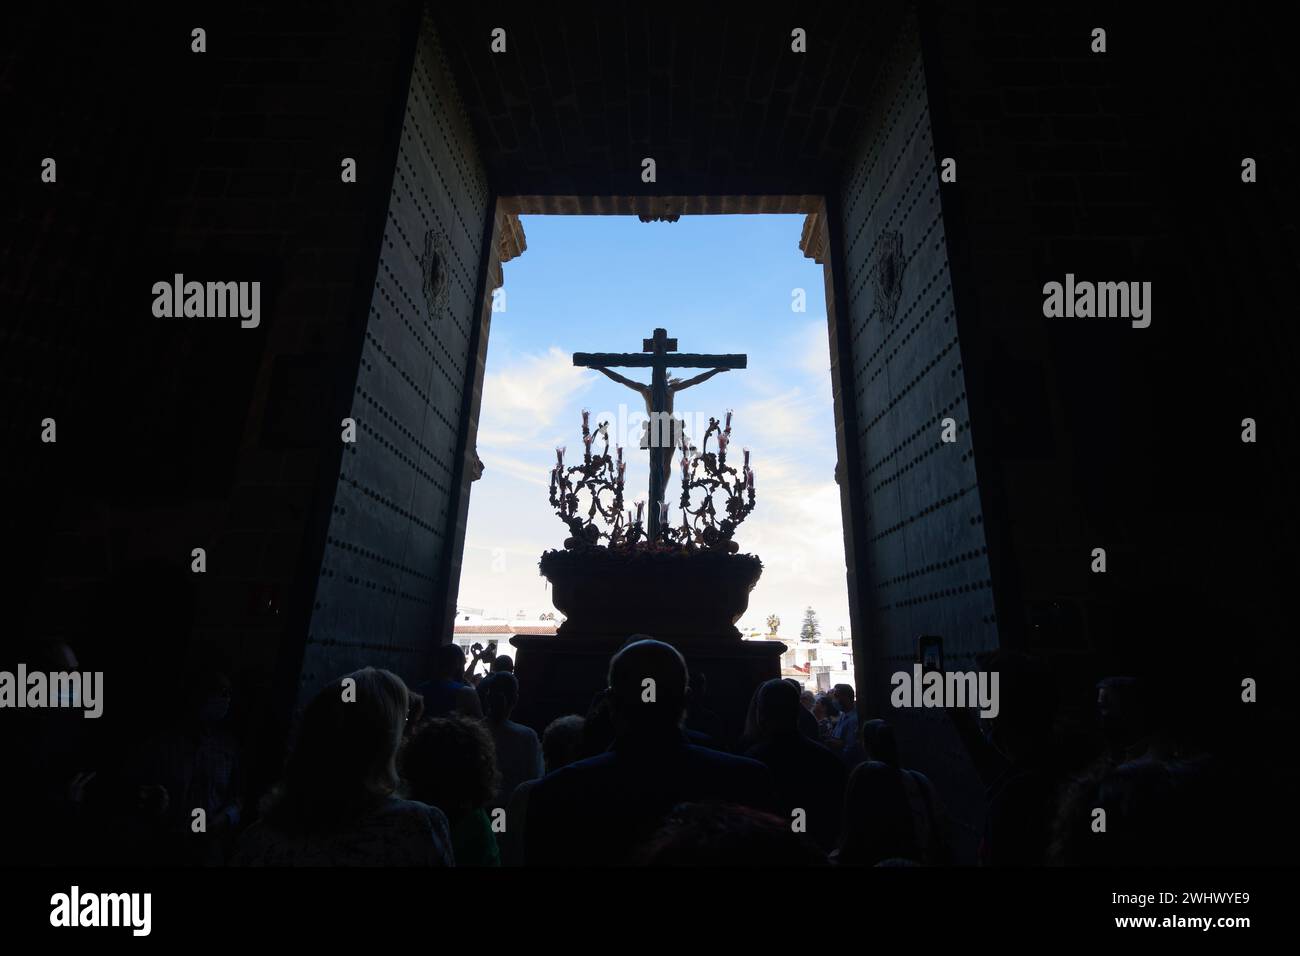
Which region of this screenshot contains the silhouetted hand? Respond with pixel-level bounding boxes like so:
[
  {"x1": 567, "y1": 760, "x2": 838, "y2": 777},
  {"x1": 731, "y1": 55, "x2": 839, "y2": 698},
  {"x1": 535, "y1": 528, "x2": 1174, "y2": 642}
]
[
  {"x1": 66, "y1": 770, "x2": 96, "y2": 804},
  {"x1": 137, "y1": 784, "x2": 169, "y2": 816}
]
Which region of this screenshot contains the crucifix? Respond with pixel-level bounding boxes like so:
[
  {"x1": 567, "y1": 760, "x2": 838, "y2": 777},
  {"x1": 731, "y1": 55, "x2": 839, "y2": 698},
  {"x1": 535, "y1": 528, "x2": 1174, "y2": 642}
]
[{"x1": 574, "y1": 328, "x2": 747, "y2": 538}]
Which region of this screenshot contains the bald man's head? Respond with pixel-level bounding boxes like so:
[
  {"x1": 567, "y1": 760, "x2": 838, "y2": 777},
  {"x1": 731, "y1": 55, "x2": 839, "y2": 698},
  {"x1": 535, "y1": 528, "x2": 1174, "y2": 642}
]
[{"x1": 608, "y1": 638, "x2": 689, "y2": 732}]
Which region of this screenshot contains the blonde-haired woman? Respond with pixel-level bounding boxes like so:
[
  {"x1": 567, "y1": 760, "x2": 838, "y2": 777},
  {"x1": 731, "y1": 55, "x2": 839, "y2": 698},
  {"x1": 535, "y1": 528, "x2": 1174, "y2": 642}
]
[{"x1": 233, "y1": 668, "x2": 454, "y2": 866}]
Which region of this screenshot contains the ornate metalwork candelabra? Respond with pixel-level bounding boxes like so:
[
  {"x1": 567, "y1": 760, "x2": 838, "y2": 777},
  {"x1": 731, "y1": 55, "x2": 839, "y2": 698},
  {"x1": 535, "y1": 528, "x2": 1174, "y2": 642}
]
[
  {"x1": 673, "y1": 412, "x2": 755, "y2": 551},
  {"x1": 548, "y1": 410, "x2": 627, "y2": 546},
  {"x1": 549, "y1": 409, "x2": 756, "y2": 551}
]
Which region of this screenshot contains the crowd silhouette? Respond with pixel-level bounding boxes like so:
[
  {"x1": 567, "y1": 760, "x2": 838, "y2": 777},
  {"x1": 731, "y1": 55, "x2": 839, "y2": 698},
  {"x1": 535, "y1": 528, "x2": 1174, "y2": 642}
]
[{"x1": 4, "y1": 631, "x2": 1285, "y2": 867}]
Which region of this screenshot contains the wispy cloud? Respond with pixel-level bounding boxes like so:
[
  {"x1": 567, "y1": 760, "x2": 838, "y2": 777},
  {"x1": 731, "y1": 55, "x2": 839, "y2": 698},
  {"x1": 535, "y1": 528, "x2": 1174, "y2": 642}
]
[
  {"x1": 478, "y1": 450, "x2": 554, "y2": 488},
  {"x1": 793, "y1": 319, "x2": 832, "y2": 381},
  {"x1": 477, "y1": 346, "x2": 593, "y2": 448}
]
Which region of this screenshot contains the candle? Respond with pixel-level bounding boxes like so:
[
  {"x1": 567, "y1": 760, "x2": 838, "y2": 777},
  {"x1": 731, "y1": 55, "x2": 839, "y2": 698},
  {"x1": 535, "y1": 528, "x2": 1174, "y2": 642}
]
[
  {"x1": 718, "y1": 432, "x2": 729, "y2": 454},
  {"x1": 556, "y1": 447, "x2": 565, "y2": 467},
  {"x1": 743, "y1": 447, "x2": 750, "y2": 470},
  {"x1": 616, "y1": 445, "x2": 623, "y2": 463},
  {"x1": 725, "y1": 408, "x2": 733, "y2": 431},
  {"x1": 659, "y1": 501, "x2": 670, "y2": 523},
  {"x1": 635, "y1": 500, "x2": 644, "y2": 523},
  {"x1": 617, "y1": 460, "x2": 626, "y2": 479},
  {"x1": 748, "y1": 467, "x2": 755, "y2": 491},
  {"x1": 582, "y1": 408, "x2": 590, "y2": 429}
]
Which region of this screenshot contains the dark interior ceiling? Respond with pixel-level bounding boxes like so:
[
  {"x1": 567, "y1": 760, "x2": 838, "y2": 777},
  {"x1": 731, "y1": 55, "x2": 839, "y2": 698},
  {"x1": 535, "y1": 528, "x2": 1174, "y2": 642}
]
[{"x1": 431, "y1": 2, "x2": 906, "y2": 198}]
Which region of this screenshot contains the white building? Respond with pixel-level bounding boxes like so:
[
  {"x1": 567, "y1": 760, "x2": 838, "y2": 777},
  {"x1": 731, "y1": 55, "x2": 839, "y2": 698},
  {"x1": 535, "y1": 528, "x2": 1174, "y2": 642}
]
[
  {"x1": 451, "y1": 607, "x2": 561, "y2": 675},
  {"x1": 741, "y1": 625, "x2": 855, "y2": 693}
]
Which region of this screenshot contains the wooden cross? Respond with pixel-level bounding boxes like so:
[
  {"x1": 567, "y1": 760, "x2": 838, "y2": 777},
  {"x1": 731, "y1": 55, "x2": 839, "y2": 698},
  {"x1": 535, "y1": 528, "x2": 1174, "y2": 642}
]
[{"x1": 574, "y1": 328, "x2": 746, "y2": 537}]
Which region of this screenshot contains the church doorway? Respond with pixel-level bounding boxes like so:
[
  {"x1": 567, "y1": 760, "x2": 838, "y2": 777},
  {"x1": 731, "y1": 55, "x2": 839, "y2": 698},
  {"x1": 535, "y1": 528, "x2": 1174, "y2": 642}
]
[{"x1": 453, "y1": 211, "x2": 855, "y2": 705}]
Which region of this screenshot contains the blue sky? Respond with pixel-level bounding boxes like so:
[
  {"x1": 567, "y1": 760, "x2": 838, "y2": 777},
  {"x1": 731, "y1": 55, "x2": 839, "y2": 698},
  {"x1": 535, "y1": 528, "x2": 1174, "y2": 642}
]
[{"x1": 456, "y1": 214, "x2": 850, "y2": 640}]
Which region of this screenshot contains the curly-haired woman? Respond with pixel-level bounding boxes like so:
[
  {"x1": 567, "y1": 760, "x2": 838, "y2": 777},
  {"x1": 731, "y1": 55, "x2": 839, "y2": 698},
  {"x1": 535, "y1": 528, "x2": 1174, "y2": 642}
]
[{"x1": 401, "y1": 715, "x2": 502, "y2": 866}]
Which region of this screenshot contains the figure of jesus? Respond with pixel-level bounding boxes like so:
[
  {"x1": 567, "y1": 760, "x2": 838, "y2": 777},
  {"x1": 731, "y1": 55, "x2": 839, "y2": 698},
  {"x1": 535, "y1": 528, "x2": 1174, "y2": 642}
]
[{"x1": 592, "y1": 365, "x2": 730, "y2": 488}]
